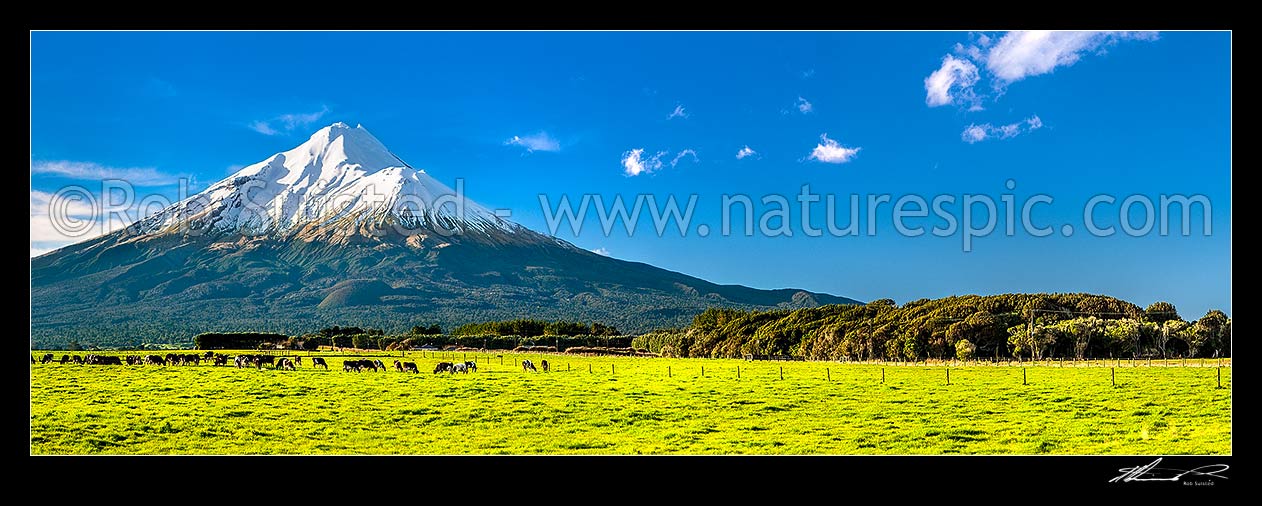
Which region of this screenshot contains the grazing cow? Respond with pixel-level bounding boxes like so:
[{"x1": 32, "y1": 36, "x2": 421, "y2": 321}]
[
  {"x1": 402, "y1": 362, "x2": 419, "y2": 373},
  {"x1": 373, "y1": 360, "x2": 386, "y2": 372},
  {"x1": 451, "y1": 363, "x2": 467, "y2": 374},
  {"x1": 86, "y1": 355, "x2": 122, "y2": 365},
  {"x1": 311, "y1": 357, "x2": 328, "y2": 370},
  {"x1": 464, "y1": 361, "x2": 477, "y2": 372},
  {"x1": 433, "y1": 362, "x2": 453, "y2": 374},
  {"x1": 278, "y1": 358, "x2": 296, "y2": 371},
  {"x1": 41, "y1": 354, "x2": 53, "y2": 364},
  {"x1": 72, "y1": 356, "x2": 84, "y2": 364},
  {"x1": 59, "y1": 355, "x2": 70, "y2": 365},
  {"x1": 541, "y1": 359, "x2": 550, "y2": 372},
  {"x1": 343, "y1": 359, "x2": 375, "y2": 372},
  {"x1": 204, "y1": 351, "x2": 215, "y2": 360},
  {"x1": 213, "y1": 355, "x2": 229, "y2": 366},
  {"x1": 256, "y1": 355, "x2": 276, "y2": 369},
  {"x1": 145, "y1": 355, "x2": 167, "y2": 366},
  {"x1": 344, "y1": 359, "x2": 373, "y2": 372},
  {"x1": 293, "y1": 356, "x2": 302, "y2": 367},
  {"x1": 394, "y1": 360, "x2": 405, "y2": 372},
  {"x1": 522, "y1": 360, "x2": 537, "y2": 372}
]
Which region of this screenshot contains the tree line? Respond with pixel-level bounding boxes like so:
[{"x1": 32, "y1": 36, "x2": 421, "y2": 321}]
[
  {"x1": 451, "y1": 319, "x2": 620, "y2": 338},
  {"x1": 630, "y1": 294, "x2": 1231, "y2": 361},
  {"x1": 193, "y1": 323, "x2": 631, "y2": 351}
]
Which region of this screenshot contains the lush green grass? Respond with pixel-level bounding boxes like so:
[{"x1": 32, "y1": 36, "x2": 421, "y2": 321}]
[{"x1": 29, "y1": 352, "x2": 1231, "y2": 455}]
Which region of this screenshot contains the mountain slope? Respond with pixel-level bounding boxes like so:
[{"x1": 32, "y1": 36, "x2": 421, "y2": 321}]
[{"x1": 31, "y1": 123, "x2": 861, "y2": 347}]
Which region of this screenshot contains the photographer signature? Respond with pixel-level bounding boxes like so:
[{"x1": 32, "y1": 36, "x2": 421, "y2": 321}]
[{"x1": 1110, "y1": 458, "x2": 1229, "y2": 483}]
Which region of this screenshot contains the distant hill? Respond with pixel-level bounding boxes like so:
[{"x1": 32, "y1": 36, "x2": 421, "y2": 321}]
[{"x1": 31, "y1": 123, "x2": 859, "y2": 348}]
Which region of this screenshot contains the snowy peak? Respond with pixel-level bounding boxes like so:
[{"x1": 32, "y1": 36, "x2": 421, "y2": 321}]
[
  {"x1": 238, "y1": 122, "x2": 407, "y2": 184},
  {"x1": 138, "y1": 123, "x2": 517, "y2": 239}
]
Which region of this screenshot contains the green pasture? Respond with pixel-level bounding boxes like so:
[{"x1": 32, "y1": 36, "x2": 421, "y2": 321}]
[{"x1": 29, "y1": 351, "x2": 1231, "y2": 454}]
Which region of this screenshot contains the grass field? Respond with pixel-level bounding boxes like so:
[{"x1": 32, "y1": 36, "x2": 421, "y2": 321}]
[{"x1": 29, "y1": 352, "x2": 1232, "y2": 455}]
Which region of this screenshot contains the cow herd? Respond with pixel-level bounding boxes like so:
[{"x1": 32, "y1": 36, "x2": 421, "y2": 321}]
[
  {"x1": 31, "y1": 353, "x2": 566, "y2": 377},
  {"x1": 432, "y1": 361, "x2": 477, "y2": 374}
]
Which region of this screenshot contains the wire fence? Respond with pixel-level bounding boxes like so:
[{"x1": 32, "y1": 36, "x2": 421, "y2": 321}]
[{"x1": 32, "y1": 349, "x2": 1232, "y2": 391}]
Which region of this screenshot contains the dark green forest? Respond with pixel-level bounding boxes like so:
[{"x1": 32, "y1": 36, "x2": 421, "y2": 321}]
[
  {"x1": 186, "y1": 322, "x2": 632, "y2": 351},
  {"x1": 630, "y1": 293, "x2": 1231, "y2": 360}
]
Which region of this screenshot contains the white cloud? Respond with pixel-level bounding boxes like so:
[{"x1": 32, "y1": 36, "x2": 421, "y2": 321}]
[
  {"x1": 961, "y1": 115, "x2": 1045, "y2": 144},
  {"x1": 736, "y1": 146, "x2": 757, "y2": 159},
  {"x1": 591, "y1": 247, "x2": 610, "y2": 256},
  {"x1": 961, "y1": 124, "x2": 989, "y2": 143},
  {"x1": 29, "y1": 184, "x2": 177, "y2": 257},
  {"x1": 808, "y1": 134, "x2": 861, "y2": 164},
  {"x1": 955, "y1": 42, "x2": 983, "y2": 61},
  {"x1": 986, "y1": 31, "x2": 1158, "y2": 84},
  {"x1": 31, "y1": 160, "x2": 182, "y2": 186},
  {"x1": 505, "y1": 132, "x2": 561, "y2": 153},
  {"x1": 670, "y1": 149, "x2": 699, "y2": 168},
  {"x1": 797, "y1": 96, "x2": 814, "y2": 114},
  {"x1": 249, "y1": 121, "x2": 278, "y2": 136},
  {"x1": 622, "y1": 149, "x2": 667, "y2": 177},
  {"x1": 250, "y1": 105, "x2": 330, "y2": 136},
  {"x1": 925, "y1": 31, "x2": 1156, "y2": 114},
  {"x1": 277, "y1": 107, "x2": 330, "y2": 130},
  {"x1": 30, "y1": 190, "x2": 107, "y2": 257},
  {"x1": 924, "y1": 54, "x2": 980, "y2": 108},
  {"x1": 668, "y1": 105, "x2": 689, "y2": 120}
]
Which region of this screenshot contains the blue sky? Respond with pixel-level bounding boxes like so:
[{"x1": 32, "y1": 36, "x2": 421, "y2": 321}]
[{"x1": 30, "y1": 31, "x2": 1231, "y2": 319}]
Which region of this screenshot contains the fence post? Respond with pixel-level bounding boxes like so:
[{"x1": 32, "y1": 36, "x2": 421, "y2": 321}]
[
  {"x1": 780, "y1": 367, "x2": 783, "y2": 380},
  {"x1": 826, "y1": 368, "x2": 830, "y2": 381},
  {"x1": 881, "y1": 368, "x2": 885, "y2": 384},
  {"x1": 612, "y1": 364, "x2": 615, "y2": 375},
  {"x1": 589, "y1": 363, "x2": 592, "y2": 373},
  {"x1": 701, "y1": 366, "x2": 704, "y2": 377},
  {"x1": 1111, "y1": 367, "x2": 1116, "y2": 387},
  {"x1": 668, "y1": 366, "x2": 671, "y2": 378},
  {"x1": 1217, "y1": 367, "x2": 1221, "y2": 389},
  {"x1": 1023, "y1": 368, "x2": 1027, "y2": 385},
  {"x1": 946, "y1": 368, "x2": 950, "y2": 385},
  {"x1": 736, "y1": 366, "x2": 739, "y2": 379}
]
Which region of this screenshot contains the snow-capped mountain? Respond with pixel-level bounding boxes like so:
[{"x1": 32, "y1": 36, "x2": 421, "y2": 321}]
[
  {"x1": 134, "y1": 122, "x2": 516, "y2": 240},
  {"x1": 31, "y1": 123, "x2": 859, "y2": 348}
]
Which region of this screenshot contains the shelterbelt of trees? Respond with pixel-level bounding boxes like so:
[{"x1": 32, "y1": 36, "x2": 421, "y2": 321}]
[
  {"x1": 629, "y1": 293, "x2": 1231, "y2": 361},
  {"x1": 194, "y1": 320, "x2": 627, "y2": 351}
]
